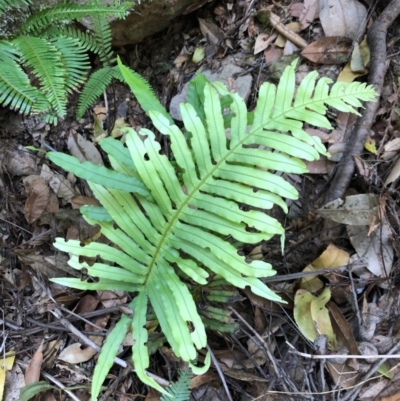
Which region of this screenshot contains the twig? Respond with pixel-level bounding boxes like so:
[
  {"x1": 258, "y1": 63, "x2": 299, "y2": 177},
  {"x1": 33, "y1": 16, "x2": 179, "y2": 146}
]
[
  {"x1": 324, "y1": 0, "x2": 400, "y2": 203},
  {"x1": 206, "y1": 344, "x2": 233, "y2": 401}
]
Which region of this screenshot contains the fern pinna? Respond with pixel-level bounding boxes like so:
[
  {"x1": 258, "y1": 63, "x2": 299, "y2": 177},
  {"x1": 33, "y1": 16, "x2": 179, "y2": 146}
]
[{"x1": 49, "y1": 59, "x2": 377, "y2": 399}]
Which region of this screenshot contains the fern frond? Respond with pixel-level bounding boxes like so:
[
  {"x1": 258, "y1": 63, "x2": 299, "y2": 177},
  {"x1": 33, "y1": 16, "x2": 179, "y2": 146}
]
[
  {"x1": 160, "y1": 370, "x2": 192, "y2": 401},
  {"x1": 50, "y1": 60, "x2": 377, "y2": 396},
  {"x1": 20, "y1": 2, "x2": 132, "y2": 34},
  {"x1": 52, "y1": 37, "x2": 90, "y2": 92},
  {"x1": 40, "y1": 26, "x2": 102, "y2": 54},
  {"x1": 76, "y1": 65, "x2": 120, "y2": 119},
  {"x1": 92, "y1": 14, "x2": 114, "y2": 66},
  {"x1": 0, "y1": 40, "x2": 48, "y2": 114},
  {"x1": 0, "y1": 0, "x2": 30, "y2": 12},
  {"x1": 13, "y1": 35, "x2": 67, "y2": 117}
]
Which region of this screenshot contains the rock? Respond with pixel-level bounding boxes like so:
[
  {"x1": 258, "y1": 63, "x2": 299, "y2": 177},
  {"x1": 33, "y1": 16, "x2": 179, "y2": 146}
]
[
  {"x1": 169, "y1": 60, "x2": 252, "y2": 121},
  {"x1": 110, "y1": 0, "x2": 208, "y2": 46}
]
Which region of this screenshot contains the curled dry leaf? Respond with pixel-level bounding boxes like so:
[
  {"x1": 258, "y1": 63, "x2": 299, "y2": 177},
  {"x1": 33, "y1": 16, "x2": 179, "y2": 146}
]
[
  {"x1": 254, "y1": 33, "x2": 276, "y2": 54},
  {"x1": 319, "y1": 0, "x2": 367, "y2": 40},
  {"x1": 301, "y1": 36, "x2": 353, "y2": 64}
]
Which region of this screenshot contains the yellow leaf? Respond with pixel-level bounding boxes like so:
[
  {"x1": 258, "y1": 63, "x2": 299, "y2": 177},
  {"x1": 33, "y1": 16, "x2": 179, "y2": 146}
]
[
  {"x1": 364, "y1": 136, "x2": 377, "y2": 154},
  {"x1": 0, "y1": 352, "x2": 15, "y2": 401},
  {"x1": 300, "y1": 244, "x2": 349, "y2": 291},
  {"x1": 310, "y1": 288, "x2": 337, "y2": 348},
  {"x1": 294, "y1": 289, "x2": 317, "y2": 342}
]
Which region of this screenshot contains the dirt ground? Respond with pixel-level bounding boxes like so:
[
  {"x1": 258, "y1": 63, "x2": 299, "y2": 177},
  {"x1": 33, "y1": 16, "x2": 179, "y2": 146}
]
[{"x1": 2, "y1": 0, "x2": 400, "y2": 400}]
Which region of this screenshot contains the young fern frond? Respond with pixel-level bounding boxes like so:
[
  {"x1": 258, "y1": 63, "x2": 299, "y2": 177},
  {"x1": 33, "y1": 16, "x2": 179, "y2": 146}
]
[{"x1": 49, "y1": 60, "x2": 377, "y2": 398}]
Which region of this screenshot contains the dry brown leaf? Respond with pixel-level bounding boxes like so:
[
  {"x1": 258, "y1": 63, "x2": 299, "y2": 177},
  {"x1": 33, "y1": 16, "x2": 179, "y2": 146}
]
[
  {"x1": 263, "y1": 44, "x2": 283, "y2": 65},
  {"x1": 25, "y1": 340, "x2": 44, "y2": 385},
  {"x1": 198, "y1": 18, "x2": 224, "y2": 45},
  {"x1": 299, "y1": 0, "x2": 319, "y2": 29},
  {"x1": 301, "y1": 36, "x2": 353, "y2": 64},
  {"x1": 71, "y1": 195, "x2": 99, "y2": 209},
  {"x1": 68, "y1": 131, "x2": 103, "y2": 165},
  {"x1": 254, "y1": 33, "x2": 276, "y2": 54},
  {"x1": 24, "y1": 178, "x2": 50, "y2": 224}
]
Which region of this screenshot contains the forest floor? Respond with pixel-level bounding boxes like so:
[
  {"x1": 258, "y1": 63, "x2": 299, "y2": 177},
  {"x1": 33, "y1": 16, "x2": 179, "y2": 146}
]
[{"x1": 2, "y1": 0, "x2": 400, "y2": 400}]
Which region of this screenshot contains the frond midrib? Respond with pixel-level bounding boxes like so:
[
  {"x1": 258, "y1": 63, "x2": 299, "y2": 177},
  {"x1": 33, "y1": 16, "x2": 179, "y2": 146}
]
[{"x1": 144, "y1": 85, "x2": 372, "y2": 284}]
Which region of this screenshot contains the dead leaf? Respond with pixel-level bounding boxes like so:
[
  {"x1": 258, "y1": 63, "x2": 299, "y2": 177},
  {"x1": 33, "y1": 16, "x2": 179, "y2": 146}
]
[
  {"x1": 68, "y1": 131, "x2": 103, "y2": 165},
  {"x1": 198, "y1": 18, "x2": 224, "y2": 45},
  {"x1": 71, "y1": 195, "x2": 99, "y2": 209},
  {"x1": 385, "y1": 157, "x2": 400, "y2": 186},
  {"x1": 319, "y1": 0, "x2": 367, "y2": 40},
  {"x1": 41, "y1": 164, "x2": 79, "y2": 203},
  {"x1": 347, "y1": 222, "x2": 394, "y2": 277},
  {"x1": 382, "y1": 138, "x2": 400, "y2": 160},
  {"x1": 317, "y1": 194, "x2": 379, "y2": 226},
  {"x1": 25, "y1": 340, "x2": 44, "y2": 385},
  {"x1": 24, "y1": 178, "x2": 50, "y2": 224},
  {"x1": 301, "y1": 36, "x2": 353, "y2": 64},
  {"x1": 299, "y1": 0, "x2": 319, "y2": 29},
  {"x1": 263, "y1": 45, "x2": 283, "y2": 65},
  {"x1": 254, "y1": 33, "x2": 276, "y2": 54}
]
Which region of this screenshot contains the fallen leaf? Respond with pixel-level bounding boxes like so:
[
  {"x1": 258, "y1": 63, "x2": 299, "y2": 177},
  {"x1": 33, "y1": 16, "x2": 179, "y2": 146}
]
[
  {"x1": 68, "y1": 131, "x2": 103, "y2": 165},
  {"x1": 71, "y1": 195, "x2": 99, "y2": 209},
  {"x1": 25, "y1": 340, "x2": 44, "y2": 385},
  {"x1": 254, "y1": 33, "x2": 276, "y2": 54},
  {"x1": 319, "y1": 0, "x2": 367, "y2": 40},
  {"x1": 385, "y1": 157, "x2": 400, "y2": 186},
  {"x1": 0, "y1": 352, "x2": 16, "y2": 401},
  {"x1": 301, "y1": 36, "x2": 353, "y2": 64},
  {"x1": 382, "y1": 138, "x2": 400, "y2": 160},
  {"x1": 263, "y1": 44, "x2": 283, "y2": 65},
  {"x1": 24, "y1": 178, "x2": 50, "y2": 224},
  {"x1": 198, "y1": 18, "x2": 224, "y2": 45},
  {"x1": 317, "y1": 194, "x2": 379, "y2": 225},
  {"x1": 364, "y1": 136, "x2": 377, "y2": 154},
  {"x1": 300, "y1": 244, "x2": 350, "y2": 292},
  {"x1": 347, "y1": 222, "x2": 394, "y2": 277},
  {"x1": 299, "y1": 0, "x2": 319, "y2": 29}
]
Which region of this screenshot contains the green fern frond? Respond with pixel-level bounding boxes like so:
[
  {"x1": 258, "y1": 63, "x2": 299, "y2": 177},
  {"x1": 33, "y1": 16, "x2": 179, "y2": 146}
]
[
  {"x1": 92, "y1": 14, "x2": 114, "y2": 66},
  {"x1": 0, "y1": 41, "x2": 48, "y2": 114},
  {"x1": 76, "y1": 65, "x2": 121, "y2": 119},
  {"x1": 0, "y1": 0, "x2": 30, "y2": 12},
  {"x1": 50, "y1": 60, "x2": 377, "y2": 396},
  {"x1": 40, "y1": 26, "x2": 102, "y2": 54},
  {"x1": 52, "y1": 37, "x2": 90, "y2": 92},
  {"x1": 160, "y1": 370, "x2": 192, "y2": 401},
  {"x1": 20, "y1": 2, "x2": 132, "y2": 34},
  {"x1": 13, "y1": 35, "x2": 67, "y2": 117}
]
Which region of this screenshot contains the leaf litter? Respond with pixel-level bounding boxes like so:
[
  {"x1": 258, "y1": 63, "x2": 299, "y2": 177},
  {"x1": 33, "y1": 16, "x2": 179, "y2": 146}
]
[{"x1": 1, "y1": 0, "x2": 400, "y2": 400}]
